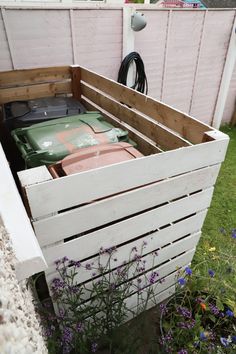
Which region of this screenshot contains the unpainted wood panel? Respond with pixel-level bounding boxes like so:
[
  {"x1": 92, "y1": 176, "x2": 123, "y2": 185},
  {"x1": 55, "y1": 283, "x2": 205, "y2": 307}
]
[
  {"x1": 190, "y1": 10, "x2": 235, "y2": 124},
  {"x1": 5, "y1": 9, "x2": 73, "y2": 69},
  {"x1": 0, "y1": 11, "x2": 12, "y2": 71},
  {"x1": 73, "y1": 10, "x2": 122, "y2": 80},
  {"x1": 162, "y1": 11, "x2": 204, "y2": 113},
  {"x1": 134, "y1": 11, "x2": 169, "y2": 100}
]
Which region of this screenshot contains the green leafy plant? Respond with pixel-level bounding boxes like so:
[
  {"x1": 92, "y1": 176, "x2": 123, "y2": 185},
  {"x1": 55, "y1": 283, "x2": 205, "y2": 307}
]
[
  {"x1": 40, "y1": 243, "x2": 160, "y2": 354},
  {"x1": 159, "y1": 228, "x2": 236, "y2": 354}
]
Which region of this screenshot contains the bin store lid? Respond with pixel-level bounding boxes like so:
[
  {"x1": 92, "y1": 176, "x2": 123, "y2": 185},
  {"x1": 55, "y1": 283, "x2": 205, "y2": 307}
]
[
  {"x1": 49, "y1": 143, "x2": 143, "y2": 177},
  {"x1": 12, "y1": 112, "x2": 129, "y2": 166},
  {"x1": 6, "y1": 97, "x2": 86, "y2": 125}
]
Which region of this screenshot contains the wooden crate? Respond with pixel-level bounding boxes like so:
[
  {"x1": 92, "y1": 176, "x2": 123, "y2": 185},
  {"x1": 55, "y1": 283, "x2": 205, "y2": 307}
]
[{"x1": 0, "y1": 65, "x2": 229, "y2": 313}]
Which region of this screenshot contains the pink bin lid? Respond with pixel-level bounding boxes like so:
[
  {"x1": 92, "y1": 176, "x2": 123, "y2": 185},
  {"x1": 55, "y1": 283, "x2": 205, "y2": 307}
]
[{"x1": 61, "y1": 142, "x2": 143, "y2": 175}]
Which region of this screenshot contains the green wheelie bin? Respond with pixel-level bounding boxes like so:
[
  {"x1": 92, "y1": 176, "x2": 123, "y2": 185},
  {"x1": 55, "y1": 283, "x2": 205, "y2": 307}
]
[{"x1": 11, "y1": 112, "x2": 131, "y2": 168}]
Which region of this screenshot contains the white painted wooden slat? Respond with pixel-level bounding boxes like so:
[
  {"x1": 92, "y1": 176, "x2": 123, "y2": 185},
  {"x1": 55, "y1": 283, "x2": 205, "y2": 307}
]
[
  {"x1": 76, "y1": 234, "x2": 199, "y2": 291},
  {"x1": 50, "y1": 245, "x2": 196, "y2": 304},
  {"x1": 43, "y1": 189, "x2": 210, "y2": 269},
  {"x1": 0, "y1": 145, "x2": 47, "y2": 281},
  {"x1": 126, "y1": 285, "x2": 176, "y2": 322},
  {"x1": 34, "y1": 165, "x2": 219, "y2": 246},
  {"x1": 125, "y1": 271, "x2": 177, "y2": 311},
  {"x1": 92, "y1": 283, "x2": 176, "y2": 326},
  {"x1": 45, "y1": 210, "x2": 205, "y2": 283},
  {"x1": 25, "y1": 139, "x2": 228, "y2": 219},
  {"x1": 78, "y1": 281, "x2": 177, "y2": 329},
  {"x1": 48, "y1": 247, "x2": 194, "y2": 321}
]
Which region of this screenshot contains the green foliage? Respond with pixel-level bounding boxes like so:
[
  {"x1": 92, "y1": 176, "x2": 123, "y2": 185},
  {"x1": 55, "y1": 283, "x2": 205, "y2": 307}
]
[
  {"x1": 39, "y1": 245, "x2": 159, "y2": 354},
  {"x1": 158, "y1": 231, "x2": 236, "y2": 353}
]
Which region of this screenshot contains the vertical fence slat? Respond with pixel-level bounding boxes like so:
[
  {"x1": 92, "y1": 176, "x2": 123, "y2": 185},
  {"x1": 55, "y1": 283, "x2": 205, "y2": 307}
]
[
  {"x1": 189, "y1": 10, "x2": 207, "y2": 115},
  {"x1": 160, "y1": 9, "x2": 172, "y2": 101},
  {"x1": 1, "y1": 8, "x2": 16, "y2": 69}
]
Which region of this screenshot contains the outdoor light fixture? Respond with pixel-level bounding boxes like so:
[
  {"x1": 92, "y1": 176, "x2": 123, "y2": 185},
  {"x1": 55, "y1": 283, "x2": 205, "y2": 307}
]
[{"x1": 131, "y1": 12, "x2": 147, "y2": 32}]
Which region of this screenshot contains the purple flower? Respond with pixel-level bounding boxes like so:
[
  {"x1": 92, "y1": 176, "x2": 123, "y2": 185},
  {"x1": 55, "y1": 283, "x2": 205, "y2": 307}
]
[
  {"x1": 85, "y1": 263, "x2": 92, "y2": 270},
  {"x1": 220, "y1": 337, "x2": 230, "y2": 347},
  {"x1": 76, "y1": 322, "x2": 84, "y2": 333},
  {"x1": 159, "y1": 330, "x2": 173, "y2": 345},
  {"x1": 177, "y1": 319, "x2": 195, "y2": 329},
  {"x1": 54, "y1": 259, "x2": 61, "y2": 267},
  {"x1": 132, "y1": 246, "x2": 138, "y2": 252},
  {"x1": 178, "y1": 278, "x2": 186, "y2": 286},
  {"x1": 185, "y1": 266, "x2": 192, "y2": 276},
  {"x1": 62, "y1": 256, "x2": 69, "y2": 263},
  {"x1": 149, "y1": 271, "x2": 159, "y2": 284},
  {"x1": 44, "y1": 326, "x2": 55, "y2": 337},
  {"x1": 160, "y1": 303, "x2": 168, "y2": 316},
  {"x1": 232, "y1": 335, "x2": 236, "y2": 343},
  {"x1": 225, "y1": 309, "x2": 234, "y2": 317},
  {"x1": 51, "y1": 278, "x2": 64, "y2": 291},
  {"x1": 91, "y1": 342, "x2": 98, "y2": 352},
  {"x1": 231, "y1": 228, "x2": 236, "y2": 239},
  {"x1": 62, "y1": 327, "x2": 73, "y2": 344},
  {"x1": 143, "y1": 240, "x2": 147, "y2": 246},
  {"x1": 209, "y1": 303, "x2": 220, "y2": 316},
  {"x1": 208, "y1": 269, "x2": 215, "y2": 278},
  {"x1": 178, "y1": 350, "x2": 188, "y2": 354},
  {"x1": 104, "y1": 246, "x2": 117, "y2": 255},
  {"x1": 133, "y1": 253, "x2": 142, "y2": 262},
  {"x1": 177, "y1": 306, "x2": 192, "y2": 319},
  {"x1": 195, "y1": 297, "x2": 205, "y2": 304}
]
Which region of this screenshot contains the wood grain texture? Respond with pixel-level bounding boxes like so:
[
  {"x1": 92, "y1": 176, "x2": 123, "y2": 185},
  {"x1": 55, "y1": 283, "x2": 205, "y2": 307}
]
[
  {"x1": 0, "y1": 66, "x2": 70, "y2": 88},
  {"x1": 0, "y1": 81, "x2": 71, "y2": 104},
  {"x1": 82, "y1": 97, "x2": 161, "y2": 156},
  {"x1": 34, "y1": 165, "x2": 219, "y2": 246},
  {"x1": 25, "y1": 138, "x2": 227, "y2": 219},
  {"x1": 45, "y1": 214, "x2": 203, "y2": 283},
  {"x1": 71, "y1": 66, "x2": 81, "y2": 100},
  {"x1": 80, "y1": 67, "x2": 213, "y2": 144},
  {"x1": 42, "y1": 190, "x2": 211, "y2": 269},
  {"x1": 81, "y1": 82, "x2": 192, "y2": 150}
]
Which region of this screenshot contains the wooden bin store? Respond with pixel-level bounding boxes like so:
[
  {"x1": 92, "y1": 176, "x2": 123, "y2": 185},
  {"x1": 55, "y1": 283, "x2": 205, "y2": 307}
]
[{"x1": 0, "y1": 65, "x2": 229, "y2": 313}]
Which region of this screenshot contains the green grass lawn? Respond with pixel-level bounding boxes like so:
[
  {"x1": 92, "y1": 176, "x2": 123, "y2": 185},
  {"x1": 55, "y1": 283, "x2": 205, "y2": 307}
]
[{"x1": 193, "y1": 125, "x2": 236, "y2": 302}]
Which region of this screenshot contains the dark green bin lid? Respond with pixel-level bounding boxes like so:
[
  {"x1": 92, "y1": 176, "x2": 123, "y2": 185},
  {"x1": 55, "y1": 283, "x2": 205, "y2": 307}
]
[{"x1": 11, "y1": 112, "x2": 130, "y2": 167}]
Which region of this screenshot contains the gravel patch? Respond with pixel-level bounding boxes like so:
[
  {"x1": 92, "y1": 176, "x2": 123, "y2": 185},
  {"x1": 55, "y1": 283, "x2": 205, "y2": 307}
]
[{"x1": 0, "y1": 225, "x2": 48, "y2": 354}]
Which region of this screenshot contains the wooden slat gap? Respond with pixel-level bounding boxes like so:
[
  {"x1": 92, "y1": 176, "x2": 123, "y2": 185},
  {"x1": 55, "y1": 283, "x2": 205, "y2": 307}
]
[
  {"x1": 80, "y1": 66, "x2": 214, "y2": 144},
  {"x1": 81, "y1": 81, "x2": 192, "y2": 150},
  {"x1": 81, "y1": 96, "x2": 162, "y2": 155}
]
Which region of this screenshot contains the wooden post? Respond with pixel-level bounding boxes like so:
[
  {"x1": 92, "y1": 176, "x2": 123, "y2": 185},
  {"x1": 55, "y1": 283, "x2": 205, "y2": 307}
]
[
  {"x1": 123, "y1": 6, "x2": 135, "y2": 87},
  {"x1": 70, "y1": 65, "x2": 82, "y2": 100},
  {"x1": 0, "y1": 145, "x2": 47, "y2": 281},
  {"x1": 212, "y1": 14, "x2": 236, "y2": 129}
]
